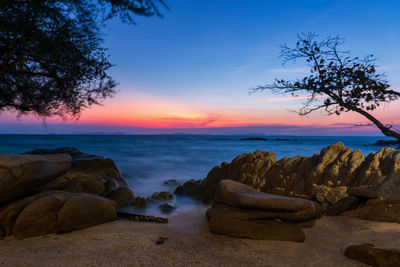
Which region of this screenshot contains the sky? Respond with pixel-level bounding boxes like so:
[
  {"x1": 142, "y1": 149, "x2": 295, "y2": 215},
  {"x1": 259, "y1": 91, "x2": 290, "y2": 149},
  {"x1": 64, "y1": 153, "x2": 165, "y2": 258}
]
[{"x1": 1, "y1": 0, "x2": 400, "y2": 135}]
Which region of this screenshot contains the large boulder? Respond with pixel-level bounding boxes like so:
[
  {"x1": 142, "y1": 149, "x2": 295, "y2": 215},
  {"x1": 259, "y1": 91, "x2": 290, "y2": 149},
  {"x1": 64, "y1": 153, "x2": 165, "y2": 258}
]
[
  {"x1": 0, "y1": 190, "x2": 117, "y2": 239},
  {"x1": 37, "y1": 153, "x2": 134, "y2": 207},
  {"x1": 206, "y1": 204, "x2": 305, "y2": 242},
  {"x1": 56, "y1": 193, "x2": 117, "y2": 234},
  {"x1": 206, "y1": 180, "x2": 321, "y2": 241},
  {"x1": 345, "y1": 243, "x2": 400, "y2": 267},
  {"x1": 0, "y1": 154, "x2": 71, "y2": 205},
  {"x1": 214, "y1": 180, "x2": 321, "y2": 221}
]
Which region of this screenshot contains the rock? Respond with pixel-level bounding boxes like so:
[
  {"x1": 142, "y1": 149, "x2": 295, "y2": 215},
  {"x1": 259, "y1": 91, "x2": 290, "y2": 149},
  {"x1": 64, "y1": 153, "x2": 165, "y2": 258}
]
[
  {"x1": 163, "y1": 179, "x2": 181, "y2": 187},
  {"x1": 198, "y1": 150, "x2": 277, "y2": 200},
  {"x1": 0, "y1": 191, "x2": 117, "y2": 239},
  {"x1": 348, "y1": 187, "x2": 379, "y2": 199},
  {"x1": 341, "y1": 199, "x2": 400, "y2": 223},
  {"x1": 105, "y1": 186, "x2": 134, "y2": 207},
  {"x1": 240, "y1": 137, "x2": 268, "y2": 141},
  {"x1": 159, "y1": 203, "x2": 177, "y2": 213},
  {"x1": 40, "y1": 161, "x2": 133, "y2": 205},
  {"x1": 374, "y1": 140, "x2": 400, "y2": 147},
  {"x1": 24, "y1": 147, "x2": 83, "y2": 156},
  {"x1": 12, "y1": 193, "x2": 68, "y2": 238},
  {"x1": 326, "y1": 196, "x2": 360, "y2": 216},
  {"x1": 206, "y1": 204, "x2": 305, "y2": 242},
  {"x1": 0, "y1": 154, "x2": 71, "y2": 204},
  {"x1": 132, "y1": 197, "x2": 147, "y2": 208},
  {"x1": 57, "y1": 193, "x2": 117, "y2": 234},
  {"x1": 311, "y1": 184, "x2": 348, "y2": 211},
  {"x1": 174, "y1": 179, "x2": 201, "y2": 196},
  {"x1": 147, "y1": 191, "x2": 173, "y2": 202},
  {"x1": 71, "y1": 157, "x2": 119, "y2": 173},
  {"x1": 179, "y1": 142, "x2": 400, "y2": 203},
  {"x1": 345, "y1": 243, "x2": 400, "y2": 267},
  {"x1": 214, "y1": 180, "x2": 321, "y2": 221},
  {"x1": 373, "y1": 172, "x2": 400, "y2": 198}
]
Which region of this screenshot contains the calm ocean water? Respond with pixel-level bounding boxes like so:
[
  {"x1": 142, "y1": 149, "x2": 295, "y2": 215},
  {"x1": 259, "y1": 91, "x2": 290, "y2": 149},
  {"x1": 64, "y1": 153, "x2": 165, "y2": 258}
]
[{"x1": 0, "y1": 134, "x2": 393, "y2": 215}]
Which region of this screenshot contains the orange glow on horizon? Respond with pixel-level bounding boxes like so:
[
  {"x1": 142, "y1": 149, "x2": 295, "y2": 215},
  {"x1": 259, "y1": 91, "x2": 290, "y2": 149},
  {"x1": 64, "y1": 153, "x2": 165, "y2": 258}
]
[{"x1": 1, "y1": 92, "x2": 399, "y2": 131}]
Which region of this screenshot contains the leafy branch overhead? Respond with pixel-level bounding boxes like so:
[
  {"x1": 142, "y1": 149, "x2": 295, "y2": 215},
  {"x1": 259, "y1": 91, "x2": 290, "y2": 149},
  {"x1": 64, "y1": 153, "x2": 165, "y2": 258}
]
[
  {"x1": 0, "y1": 0, "x2": 166, "y2": 118},
  {"x1": 252, "y1": 33, "x2": 400, "y2": 141}
]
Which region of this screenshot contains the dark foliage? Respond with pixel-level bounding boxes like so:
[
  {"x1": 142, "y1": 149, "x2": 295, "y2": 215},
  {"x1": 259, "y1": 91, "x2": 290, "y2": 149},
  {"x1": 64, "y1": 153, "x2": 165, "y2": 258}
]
[
  {"x1": 252, "y1": 33, "x2": 400, "y2": 141},
  {"x1": 0, "y1": 0, "x2": 165, "y2": 118}
]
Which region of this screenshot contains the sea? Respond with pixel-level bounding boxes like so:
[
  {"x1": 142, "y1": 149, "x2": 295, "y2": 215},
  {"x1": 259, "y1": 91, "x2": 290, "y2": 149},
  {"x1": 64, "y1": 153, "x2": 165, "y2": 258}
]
[{"x1": 0, "y1": 134, "x2": 394, "y2": 216}]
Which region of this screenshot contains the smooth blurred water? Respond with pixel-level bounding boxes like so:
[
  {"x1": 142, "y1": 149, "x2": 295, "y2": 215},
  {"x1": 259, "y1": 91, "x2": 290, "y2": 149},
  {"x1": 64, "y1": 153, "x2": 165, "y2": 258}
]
[{"x1": 0, "y1": 134, "x2": 393, "y2": 215}]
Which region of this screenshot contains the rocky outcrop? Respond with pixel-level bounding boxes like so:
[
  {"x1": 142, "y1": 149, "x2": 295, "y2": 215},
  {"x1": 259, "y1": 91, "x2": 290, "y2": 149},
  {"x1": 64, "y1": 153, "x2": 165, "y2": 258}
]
[
  {"x1": 0, "y1": 154, "x2": 71, "y2": 204},
  {"x1": 180, "y1": 143, "x2": 400, "y2": 211},
  {"x1": 0, "y1": 148, "x2": 135, "y2": 239},
  {"x1": 341, "y1": 197, "x2": 400, "y2": 223},
  {"x1": 345, "y1": 243, "x2": 400, "y2": 267},
  {"x1": 36, "y1": 151, "x2": 134, "y2": 207},
  {"x1": 206, "y1": 180, "x2": 321, "y2": 242},
  {"x1": 147, "y1": 191, "x2": 173, "y2": 202},
  {"x1": 0, "y1": 190, "x2": 116, "y2": 239}
]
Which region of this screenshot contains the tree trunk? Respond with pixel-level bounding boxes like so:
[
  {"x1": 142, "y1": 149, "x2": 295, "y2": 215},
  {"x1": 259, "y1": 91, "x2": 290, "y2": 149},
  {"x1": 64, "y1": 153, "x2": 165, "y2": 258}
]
[{"x1": 347, "y1": 105, "x2": 400, "y2": 142}]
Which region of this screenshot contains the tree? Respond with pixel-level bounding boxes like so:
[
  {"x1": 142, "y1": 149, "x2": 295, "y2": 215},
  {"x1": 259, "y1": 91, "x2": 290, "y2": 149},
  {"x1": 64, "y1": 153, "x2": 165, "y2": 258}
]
[
  {"x1": 0, "y1": 0, "x2": 166, "y2": 118},
  {"x1": 252, "y1": 33, "x2": 400, "y2": 142}
]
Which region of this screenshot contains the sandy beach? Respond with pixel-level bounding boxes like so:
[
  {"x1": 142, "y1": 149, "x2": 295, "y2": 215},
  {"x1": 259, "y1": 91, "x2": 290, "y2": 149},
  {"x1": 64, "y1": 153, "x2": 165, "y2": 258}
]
[{"x1": 1, "y1": 207, "x2": 400, "y2": 267}]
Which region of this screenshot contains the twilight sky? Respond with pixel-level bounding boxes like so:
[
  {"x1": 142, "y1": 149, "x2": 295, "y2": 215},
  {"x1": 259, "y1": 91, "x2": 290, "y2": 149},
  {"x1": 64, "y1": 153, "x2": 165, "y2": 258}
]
[{"x1": 1, "y1": 0, "x2": 400, "y2": 135}]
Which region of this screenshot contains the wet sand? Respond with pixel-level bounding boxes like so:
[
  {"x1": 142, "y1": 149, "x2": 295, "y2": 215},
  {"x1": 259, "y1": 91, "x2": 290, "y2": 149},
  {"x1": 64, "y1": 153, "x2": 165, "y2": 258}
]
[{"x1": 1, "y1": 208, "x2": 400, "y2": 267}]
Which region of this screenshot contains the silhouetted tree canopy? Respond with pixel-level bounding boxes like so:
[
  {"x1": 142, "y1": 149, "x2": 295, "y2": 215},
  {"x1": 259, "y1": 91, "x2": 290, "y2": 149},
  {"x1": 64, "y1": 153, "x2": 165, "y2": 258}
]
[
  {"x1": 0, "y1": 0, "x2": 166, "y2": 118},
  {"x1": 252, "y1": 33, "x2": 400, "y2": 142}
]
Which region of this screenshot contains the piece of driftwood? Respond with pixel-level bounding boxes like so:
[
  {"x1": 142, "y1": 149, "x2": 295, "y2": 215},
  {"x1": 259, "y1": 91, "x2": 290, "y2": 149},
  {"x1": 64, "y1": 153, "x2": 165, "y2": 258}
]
[{"x1": 117, "y1": 211, "x2": 168, "y2": 223}]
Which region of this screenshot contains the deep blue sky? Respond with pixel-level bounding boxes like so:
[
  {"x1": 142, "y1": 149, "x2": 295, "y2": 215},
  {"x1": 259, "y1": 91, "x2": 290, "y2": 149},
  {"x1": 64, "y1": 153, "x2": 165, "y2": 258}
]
[{"x1": 1, "y1": 0, "x2": 399, "y2": 134}]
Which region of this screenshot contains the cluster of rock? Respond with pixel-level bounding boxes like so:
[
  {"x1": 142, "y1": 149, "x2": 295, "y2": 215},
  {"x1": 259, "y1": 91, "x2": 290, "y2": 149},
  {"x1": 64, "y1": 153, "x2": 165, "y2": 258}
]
[
  {"x1": 177, "y1": 142, "x2": 400, "y2": 222},
  {"x1": 345, "y1": 243, "x2": 400, "y2": 267},
  {"x1": 0, "y1": 148, "x2": 135, "y2": 239},
  {"x1": 206, "y1": 180, "x2": 321, "y2": 242}
]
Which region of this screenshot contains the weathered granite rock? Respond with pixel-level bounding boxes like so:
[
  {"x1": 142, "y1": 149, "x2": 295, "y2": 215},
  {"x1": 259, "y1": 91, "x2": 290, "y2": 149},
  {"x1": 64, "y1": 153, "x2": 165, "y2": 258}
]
[
  {"x1": 0, "y1": 154, "x2": 71, "y2": 204},
  {"x1": 24, "y1": 147, "x2": 83, "y2": 156},
  {"x1": 159, "y1": 203, "x2": 177, "y2": 213},
  {"x1": 179, "y1": 143, "x2": 400, "y2": 204},
  {"x1": 206, "y1": 204, "x2": 305, "y2": 242},
  {"x1": 132, "y1": 197, "x2": 147, "y2": 208},
  {"x1": 341, "y1": 198, "x2": 400, "y2": 223},
  {"x1": 198, "y1": 150, "x2": 277, "y2": 200},
  {"x1": 104, "y1": 187, "x2": 134, "y2": 206},
  {"x1": 0, "y1": 190, "x2": 117, "y2": 239},
  {"x1": 373, "y1": 172, "x2": 400, "y2": 198},
  {"x1": 348, "y1": 187, "x2": 379, "y2": 199},
  {"x1": 205, "y1": 180, "x2": 321, "y2": 241},
  {"x1": 163, "y1": 179, "x2": 181, "y2": 187},
  {"x1": 326, "y1": 196, "x2": 360, "y2": 216},
  {"x1": 37, "y1": 154, "x2": 134, "y2": 207},
  {"x1": 174, "y1": 179, "x2": 202, "y2": 196},
  {"x1": 214, "y1": 180, "x2": 321, "y2": 221},
  {"x1": 311, "y1": 184, "x2": 348, "y2": 211},
  {"x1": 345, "y1": 243, "x2": 400, "y2": 267},
  {"x1": 147, "y1": 191, "x2": 173, "y2": 202},
  {"x1": 57, "y1": 193, "x2": 117, "y2": 234}
]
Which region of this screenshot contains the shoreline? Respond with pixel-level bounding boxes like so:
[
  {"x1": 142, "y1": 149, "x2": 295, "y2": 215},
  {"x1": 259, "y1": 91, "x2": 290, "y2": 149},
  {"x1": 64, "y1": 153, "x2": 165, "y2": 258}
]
[{"x1": 1, "y1": 209, "x2": 400, "y2": 266}]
